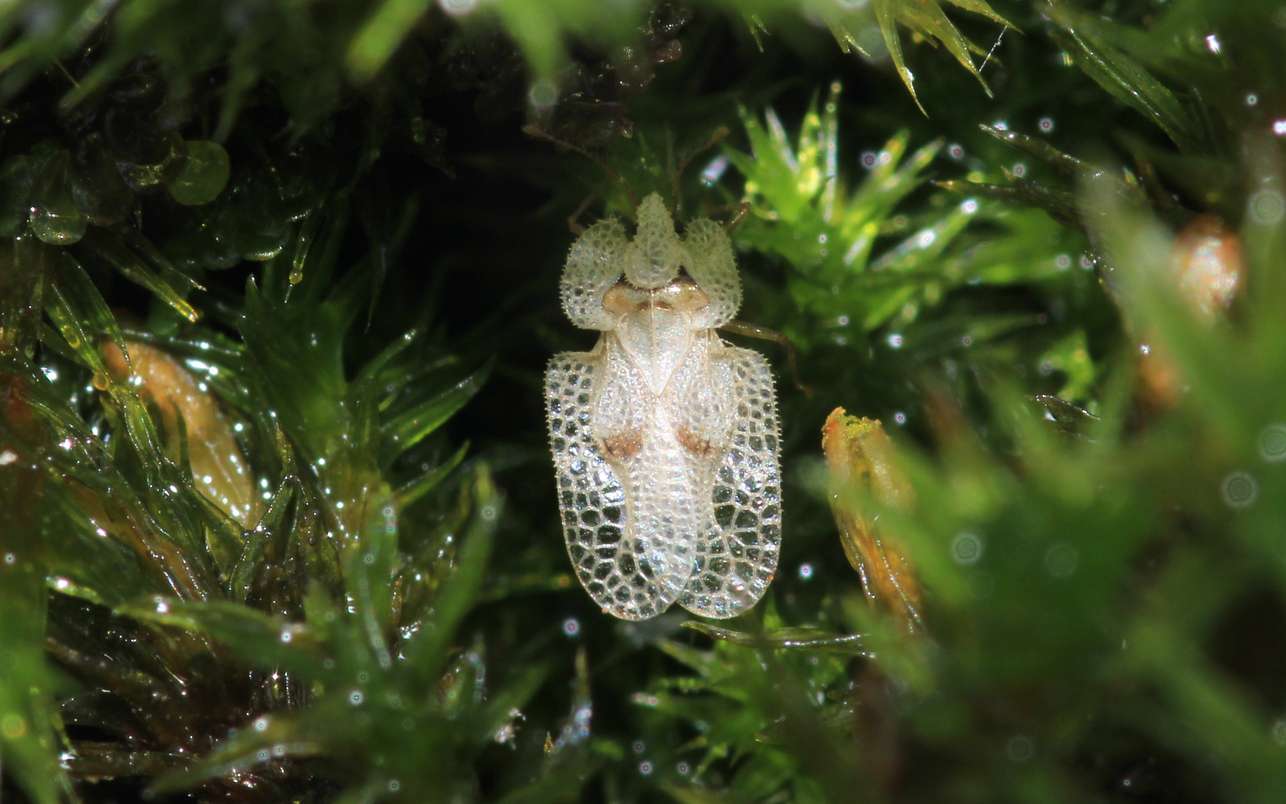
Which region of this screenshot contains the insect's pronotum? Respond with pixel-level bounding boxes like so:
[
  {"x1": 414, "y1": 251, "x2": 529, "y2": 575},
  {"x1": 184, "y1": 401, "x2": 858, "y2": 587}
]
[{"x1": 545, "y1": 193, "x2": 782, "y2": 620}]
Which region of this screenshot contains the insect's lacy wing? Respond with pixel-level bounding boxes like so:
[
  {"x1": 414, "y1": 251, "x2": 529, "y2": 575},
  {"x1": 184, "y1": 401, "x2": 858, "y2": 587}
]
[
  {"x1": 546, "y1": 350, "x2": 688, "y2": 620},
  {"x1": 682, "y1": 218, "x2": 741, "y2": 329},
  {"x1": 680, "y1": 346, "x2": 782, "y2": 619},
  {"x1": 561, "y1": 219, "x2": 627, "y2": 330}
]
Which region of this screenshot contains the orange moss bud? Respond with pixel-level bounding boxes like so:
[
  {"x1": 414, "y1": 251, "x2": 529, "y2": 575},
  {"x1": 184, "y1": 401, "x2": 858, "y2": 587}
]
[
  {"x1": 101, "y1": 340, "x2": 255, "y2": 527},
  {"x1": 1137, "y1": 216, "x2": 1244, "y2": 411},
  {"x1": 821, "y1": 407, "x2": 922, "y2": 632}
]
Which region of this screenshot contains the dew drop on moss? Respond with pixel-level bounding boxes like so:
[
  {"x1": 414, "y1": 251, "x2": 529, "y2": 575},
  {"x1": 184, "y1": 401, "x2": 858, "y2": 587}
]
[
  {"x1": 29, "y1": 152, "x2": 87, "y2": 246},
  {"x1": 166, "y1": 141, "x2": 231, "y2": 206}
]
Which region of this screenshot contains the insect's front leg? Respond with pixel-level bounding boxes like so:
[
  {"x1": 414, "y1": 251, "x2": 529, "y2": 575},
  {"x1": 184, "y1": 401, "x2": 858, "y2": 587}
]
[{"x1": 720, "y1": 320, "x2": 813, "y2": 396}]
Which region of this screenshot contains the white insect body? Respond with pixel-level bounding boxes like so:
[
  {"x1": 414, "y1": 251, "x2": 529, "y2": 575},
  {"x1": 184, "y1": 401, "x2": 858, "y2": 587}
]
[{"x1": 545, "y1": 193, "x2": 782, "y2": 620}]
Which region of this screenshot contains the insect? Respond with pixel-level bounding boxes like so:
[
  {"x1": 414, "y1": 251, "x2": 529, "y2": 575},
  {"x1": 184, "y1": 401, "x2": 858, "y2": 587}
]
[{"x1": 545, "y1": 193, "x2": 782, "y2": 620}]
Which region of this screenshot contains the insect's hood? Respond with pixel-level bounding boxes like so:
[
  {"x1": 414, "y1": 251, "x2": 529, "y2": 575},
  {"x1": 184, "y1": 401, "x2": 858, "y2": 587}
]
[{"x1": 625, "y1": 193, "x2": 684, "y2": 290}]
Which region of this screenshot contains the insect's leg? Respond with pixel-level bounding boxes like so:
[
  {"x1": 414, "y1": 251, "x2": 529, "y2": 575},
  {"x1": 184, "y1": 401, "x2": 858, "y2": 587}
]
[
  {"x1": 567, "y1": 193, "x2": 595, "y2": 236},
  {"x1": 522, "y1": 123, "x2": 638, "y2": 209},
  {"x1": 668, "y1": 126, "x2": 732, "y2": 217},
  {"x1": 720, "y1": 320, "x2": 813, "y2": 397},
  {"x1": 723, "y1": 201, "x2": 750, "y2": 233}
]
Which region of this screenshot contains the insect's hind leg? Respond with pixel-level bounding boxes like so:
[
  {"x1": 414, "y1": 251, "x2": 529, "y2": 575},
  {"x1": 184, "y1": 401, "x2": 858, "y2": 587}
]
[{"x1": 720, "y1": 320, "x2": 813, "y2": 397}]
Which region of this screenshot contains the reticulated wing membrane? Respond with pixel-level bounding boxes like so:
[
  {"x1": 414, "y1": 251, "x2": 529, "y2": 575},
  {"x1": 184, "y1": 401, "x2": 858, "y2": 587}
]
[
  {"x1": 679, "y1": 345, "x2": 782, "y2": 618},
  {"x1": 546, "y1": 349, "x2": 690, "y2": 619}
]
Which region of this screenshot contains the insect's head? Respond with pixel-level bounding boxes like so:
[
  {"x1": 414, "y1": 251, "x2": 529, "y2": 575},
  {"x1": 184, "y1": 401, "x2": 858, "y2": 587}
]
[
  {"x1": 626, "y1": 193, "x2": 684, "y2": 289},
  {"x1": 561, "y1": 192, "x2": 742, "y2": 332}
]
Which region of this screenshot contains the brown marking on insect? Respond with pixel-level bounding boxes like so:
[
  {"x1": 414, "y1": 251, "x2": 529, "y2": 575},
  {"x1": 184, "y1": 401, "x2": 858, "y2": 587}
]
[
  {"x1": 675, "y1": 425, "x2": 717, "y2": 457},
  {"x1": 600, "y1": 430, "x2": 643, "y2": 460}
]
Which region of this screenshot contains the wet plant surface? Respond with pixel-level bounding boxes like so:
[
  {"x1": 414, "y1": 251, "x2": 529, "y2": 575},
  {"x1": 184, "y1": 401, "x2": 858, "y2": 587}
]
[{"x1": 2, "y1": 1, "x2": 1286, "y2": 802}]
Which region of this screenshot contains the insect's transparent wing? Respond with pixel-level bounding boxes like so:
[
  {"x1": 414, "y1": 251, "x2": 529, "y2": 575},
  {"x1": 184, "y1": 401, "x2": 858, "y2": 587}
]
[
  {"x1": 546, "y1": 349, "x2": 690, "y2": 620},
  {"x1": 679, "y1": 346, "x2": 782, "y2": 618}
]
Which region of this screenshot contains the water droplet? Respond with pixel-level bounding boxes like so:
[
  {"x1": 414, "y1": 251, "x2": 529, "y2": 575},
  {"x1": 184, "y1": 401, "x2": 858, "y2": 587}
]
[
  {"x1": 29, "y1": 151, "x2": 87, "y2": 245},
  {"x1": 1258, "y1": 424, "x2": 1286, "y2": 463},
  {"x1": 1038, "y1": 116, "x2": 1055, "y2": 133},
  {"x1": 1221, "y1": 471, "x2": 1258, "y2": 509},
  {"x1": 1044, "y1": 543, "x2": 1078, "y2": 577},
  {"x1": 528, "y1": 79, "x2": 558, "y2": 109},
  {"x1": 438, "y1": 0, "x2": 476, "y2": 15},
  {"x1": 561, "y1": 617, "x2": 580, "y2": 637},
  {"x1": 166, "y1": 141, "x2": 230, "y2": 206},
  {"x1": 1272, "y1": 718, "x2": 1286, "y2": 746},
  {"x1": 1248, "y1": 189, "x2": 1284, "y2": 226},
  {"x1": 1006, "y1": 734, "x2": 1034, "y2": 762},
  {"x1": 797, "y1": 562, "x2": 814, "y2": 580},
  {"x1": 701, "y1": 155, "x2": 729, "y2": 187},
  {"x1": 951, "y1": 532, "x2": 983, "y2": 565}
]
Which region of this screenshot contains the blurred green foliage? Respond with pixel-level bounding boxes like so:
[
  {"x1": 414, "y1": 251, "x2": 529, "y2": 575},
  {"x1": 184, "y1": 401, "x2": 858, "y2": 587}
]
[{"x1": 1, "y1": 0, "x2": 1285, "y2": 803}]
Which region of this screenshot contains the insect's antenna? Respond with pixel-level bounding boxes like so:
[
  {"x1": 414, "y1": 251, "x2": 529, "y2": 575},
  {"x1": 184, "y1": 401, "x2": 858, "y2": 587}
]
[
  {"x1": 673, "y1": 126, "x2": 732, "y2": 217},
  {"x1": 522, "y1": 123, "x2": 639, "y2": 209},
  {"x1": 665, "y1": 127, "x2": 680, "y2": 215}
]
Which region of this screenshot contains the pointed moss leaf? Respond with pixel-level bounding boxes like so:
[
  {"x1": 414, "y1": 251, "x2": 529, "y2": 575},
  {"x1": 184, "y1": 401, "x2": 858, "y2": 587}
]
[
  {"x1": 345, "y1": 479, "x2": 399, "y2": 670},
  {"x1": 119, "y1": 596, "x2": 321, "y2": 672},
  {"x1": 0, "y1": 416, "x2": 74, "y2": 804},
  {"x1": 381, "y1": 358, "x2": 492, "y2": 461},
  {"x1": 347, "y1": 0, "x2": 433, "y2": 81},
  {"x1": 166, "y1": 140, "x2": 231, "y2": 206},
  {"x1": 45, "y1": 250, "x2": 126, "y2": 376},
  {"x1": 80, "y1": 230, "x2": 200, "y2": 322},
  {"x1": 240, "y1": 279, "x2": 348, "y2": 460},
  {"x1": 1048, "y1": 6, "x2": 1202, "y2": 152},
  {"x1": 473, "y1": 661, "x2": 550, "y2": 747},
  {"x1": 945, "y1": 0, "x2": 1014, "y2": 28},
  {"x1": 978, "y1": 124, "x2": 1092, "y2": 177},
  {"x1": 901, "y1": 1, "x2": 992, "y2": 96},
  {"x1": 402, "y1": 468, "x2": 500, "y2": 686},
  {"x1": 872, "y1": 0, "x2": 925, "y2": 115},
  {"x1": 682, "y1": 622, "x2": 872, "y2": 656},
  {"x1": 148, "y1": 710, "x2": 322, "y2": 795},
  {"x1": 228, "y1": 477, "x2": 297, "y2": 602},
  {"x1": 395, "y1": 440, "x2": 469, "y2": 510}
]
